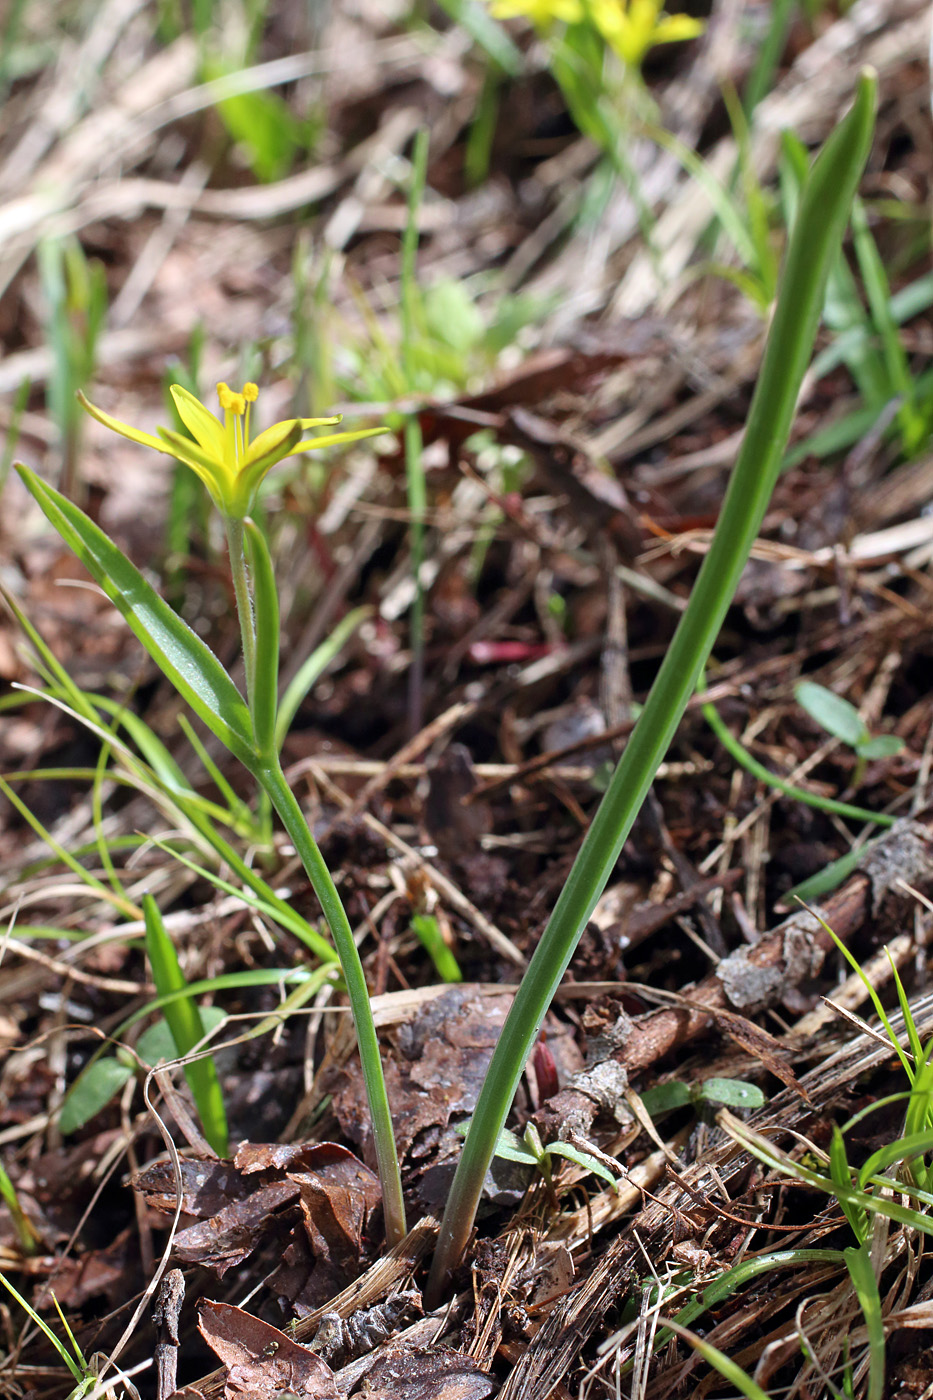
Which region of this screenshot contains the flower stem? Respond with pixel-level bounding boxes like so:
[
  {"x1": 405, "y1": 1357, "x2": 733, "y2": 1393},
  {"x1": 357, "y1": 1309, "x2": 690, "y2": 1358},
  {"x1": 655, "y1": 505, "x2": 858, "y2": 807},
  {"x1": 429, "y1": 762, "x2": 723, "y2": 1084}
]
[
  {"x1": 256, "y1": 757, "x2": 407, "y2": 1246},
  {"x1": 225, "y1": 516, "x2": 257, "y2": 709}
]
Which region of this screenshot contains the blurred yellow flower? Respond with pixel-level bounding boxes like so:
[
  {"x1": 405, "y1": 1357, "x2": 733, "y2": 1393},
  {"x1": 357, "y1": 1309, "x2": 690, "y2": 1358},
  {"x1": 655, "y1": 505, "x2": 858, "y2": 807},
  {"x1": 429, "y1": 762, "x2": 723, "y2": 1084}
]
[
  {"x1": 588, "y1": 0, "x2": 703, "y2": 65},
  {"x1": 490, "y1": 0, "x2": 583, "y2": 22},
  {"x1": 79, "y1": 382, "x2": 384, "y2": 520},
  {"x1": 489, "y1": 0, "x2": 703, "y2": 67}
]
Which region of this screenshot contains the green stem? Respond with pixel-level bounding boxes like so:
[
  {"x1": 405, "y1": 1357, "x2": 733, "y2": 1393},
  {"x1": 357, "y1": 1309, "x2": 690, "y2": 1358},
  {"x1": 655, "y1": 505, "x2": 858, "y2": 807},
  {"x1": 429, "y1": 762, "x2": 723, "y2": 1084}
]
[
  {"x1": 257, "y1": 758, "x2": 407, "y2": 1246},
  {"x1": 225, "y1": 516, "x2": 257, "y2": 708},
  {"x1": 425, "y1": 71, "x2": 877, "y2": 1305},
  {"x1": 702, "y1": 700, "x2": 893, "y2": 828}
]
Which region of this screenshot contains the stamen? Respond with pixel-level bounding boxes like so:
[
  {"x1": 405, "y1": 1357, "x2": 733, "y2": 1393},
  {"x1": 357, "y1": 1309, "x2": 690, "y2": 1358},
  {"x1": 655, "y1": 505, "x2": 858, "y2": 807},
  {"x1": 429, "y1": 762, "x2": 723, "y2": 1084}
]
[
  {"x1": 217, "y1": 382, "x2": 246, "y2": 415},
  {"x1": 242, "y1": 383, "x2": 257, "y2": 450}
]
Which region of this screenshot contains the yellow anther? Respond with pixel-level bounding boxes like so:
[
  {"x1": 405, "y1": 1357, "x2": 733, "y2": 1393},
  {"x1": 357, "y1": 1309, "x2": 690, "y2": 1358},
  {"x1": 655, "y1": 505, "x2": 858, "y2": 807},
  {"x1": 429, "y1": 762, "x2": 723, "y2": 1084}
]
[
  {"x1": 217, "y1": 382, "x2": 246, "y2": 414},
  {"x1": 243, "y1": 382, "x2": 258, "y2": 402}
]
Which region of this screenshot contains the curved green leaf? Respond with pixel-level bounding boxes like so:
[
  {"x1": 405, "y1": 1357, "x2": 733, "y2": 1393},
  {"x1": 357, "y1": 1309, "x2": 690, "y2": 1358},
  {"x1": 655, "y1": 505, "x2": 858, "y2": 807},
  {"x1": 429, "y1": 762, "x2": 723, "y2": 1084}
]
[{"x1": 16, "y1": 464, "x2": 256, "y2": 768}]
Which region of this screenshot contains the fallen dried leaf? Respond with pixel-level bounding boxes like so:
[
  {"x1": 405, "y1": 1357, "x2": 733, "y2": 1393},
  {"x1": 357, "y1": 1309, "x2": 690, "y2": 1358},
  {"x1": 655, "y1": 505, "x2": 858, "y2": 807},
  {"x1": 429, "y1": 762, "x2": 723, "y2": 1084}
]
[
  {"x1": 198, "y1": 1300, "x2": 339, "y2": 1399},
  {"x1": 359, "y1": 1347, "x2": 498, "y2": 1400}
]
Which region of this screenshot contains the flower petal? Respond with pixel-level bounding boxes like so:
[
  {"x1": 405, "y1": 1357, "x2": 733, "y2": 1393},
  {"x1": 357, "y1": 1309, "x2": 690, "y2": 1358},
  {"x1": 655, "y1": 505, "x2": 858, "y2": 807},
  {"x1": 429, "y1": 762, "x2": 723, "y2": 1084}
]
[
  {"x1": 169, "y1": 385, "x2": 228, "y2": 463},
  {"x1": 78, "y1": 392, "x2": 167, "y2": 455},
  {"x1": 290, "y1": 426, "x2": 387, "y2": 455},
  {"x1": 244, "y1": 418, "x2": 335, "y2": 466},
  {"x1": 651, "y1": 13, "x2": 704, "y2": 43}
]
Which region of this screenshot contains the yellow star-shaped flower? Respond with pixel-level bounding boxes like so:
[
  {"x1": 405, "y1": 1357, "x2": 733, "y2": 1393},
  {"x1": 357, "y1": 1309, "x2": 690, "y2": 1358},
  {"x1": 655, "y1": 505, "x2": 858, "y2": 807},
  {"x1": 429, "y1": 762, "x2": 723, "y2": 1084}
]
[
  {"x1": 586, "y1": 0, "x2": 704, "y2": 67},
  {"x1": 79, "y1": 382, "x2": 385, "y2": 520}
]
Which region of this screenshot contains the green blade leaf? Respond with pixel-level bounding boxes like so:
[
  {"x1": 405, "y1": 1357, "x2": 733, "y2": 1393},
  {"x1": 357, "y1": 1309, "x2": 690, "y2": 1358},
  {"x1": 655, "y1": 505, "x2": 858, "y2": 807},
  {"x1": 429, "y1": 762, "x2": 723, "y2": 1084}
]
[
  {"x1": 410, "y1": 913, "x2": 462, "y2": 983},
  {"x1": 16, "y1": 463, "x2": 256, "y2": 768},
  {"x1": 426, "y1": 70, "x2": 878, "y2": 1304},
  {"x1": 144, "y1": 894, "x2": 229, "y2": 1156},
  {"x1": 639, "y1": 1081, "x2": 694, "y2": 1117},
  {"x1": 276, "y1": 605, "x2": 372, "y2": 750}
]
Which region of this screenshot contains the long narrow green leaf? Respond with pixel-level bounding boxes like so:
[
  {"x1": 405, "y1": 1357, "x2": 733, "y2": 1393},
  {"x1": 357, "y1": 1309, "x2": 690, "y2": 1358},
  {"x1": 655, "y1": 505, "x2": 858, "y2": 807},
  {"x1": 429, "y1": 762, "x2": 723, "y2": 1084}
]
[
  {"x1": 143, "y1": 831, "x2": 336, "y2": 961},
  {"x1": 143, "y1": 894, "x2": 229, "y2": 1156},
  {"x1": 16, "y1": 464, "x2": 256, "y2": 767},
  {"x1": 703, "y1": 696, "x2": 892, "y2": 827},
  {"x1": 844, "y1": 1245, "x2": 885, "y2": 1400},
  {"x1": 427, "y1": 71, "x2": 878, "y2": 1303},
  {"x1": 661, "y1": 1321, "x2": 771, "y2": 1400},
  {"x1": 0, "y1": 773, "x2": 139, "y2": 919}
]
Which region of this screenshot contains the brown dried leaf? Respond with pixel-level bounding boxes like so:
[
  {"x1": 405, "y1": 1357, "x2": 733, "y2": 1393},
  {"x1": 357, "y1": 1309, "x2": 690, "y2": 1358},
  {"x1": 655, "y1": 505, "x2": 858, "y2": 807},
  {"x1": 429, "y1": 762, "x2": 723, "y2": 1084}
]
[
  {"x1": 172, "y1": 1180, "x2": 299, "y2": 1276},
  {"x1": 359, "y1": 1347, "x2": 498, "y2": 1400},
  {"x1": 290, "y1": 1147, "x2": 381, "y2": 1297},
  {"x1": 198, "y1": 1300, "x2": 339, "y2": 1399},
  {"x1": 134, "y1": 1158, "x2": 250, "y2": 1218}
]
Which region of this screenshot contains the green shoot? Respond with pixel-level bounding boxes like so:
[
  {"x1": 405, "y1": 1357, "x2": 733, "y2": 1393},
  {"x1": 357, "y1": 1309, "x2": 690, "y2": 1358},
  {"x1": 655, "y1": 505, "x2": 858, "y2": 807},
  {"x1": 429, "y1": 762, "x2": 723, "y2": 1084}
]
[
  {"x1": 38, "y1": 236, "x2": 107, "y2": 499},
  {"x1": 143, "y1": 894, "x2": 229, "y2": 1157},
  {"x1": 402, "y1": 130, "x2": 430, "y2": 735},
  {"x1": 0, "y1": 1272, "x2": 89, "y2": 1387},
  {"x1": 703, "y1": 693, "x2": 895, "y2": 827},
  {"x1": 0, "y1": 1163, "x2": 41, "y2": 1256},
  {"x1": 660, "y1": 1320, "x2": 771, "y2": 1400},
  {"x1": 410, "y1": 914, "x2": 463, "y2": 984},
  {"x1": 456, "y1": 1118, "x2": 620, "y2": 1200},
  {"x1": 796, "y1": 680, "x2": 904, "y2": 789}
]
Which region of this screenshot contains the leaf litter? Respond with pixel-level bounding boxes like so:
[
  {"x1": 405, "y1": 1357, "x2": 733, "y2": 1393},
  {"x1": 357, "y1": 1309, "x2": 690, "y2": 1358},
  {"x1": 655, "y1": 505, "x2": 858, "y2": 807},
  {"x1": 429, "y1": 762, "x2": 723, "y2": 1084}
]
[{"x1": 2, "y1": 1, "x2": 933, "y2": 1398}]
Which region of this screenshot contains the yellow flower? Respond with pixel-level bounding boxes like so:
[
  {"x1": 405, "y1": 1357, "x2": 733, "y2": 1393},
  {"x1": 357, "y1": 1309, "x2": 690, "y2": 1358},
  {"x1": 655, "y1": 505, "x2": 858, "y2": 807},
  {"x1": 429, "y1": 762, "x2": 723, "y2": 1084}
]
[
  {"x1": 488, "y1": 0, "x2": 703, "y2": 66},
  {"x1": 585, "y1": 0, "x2": 703, "y2": 66},
  {"x1": 490, "y1": 0, "x2": 584, "y2": 22},
  {"x1": 78, "y1": 382, "x2": 385, "y2": 520}
]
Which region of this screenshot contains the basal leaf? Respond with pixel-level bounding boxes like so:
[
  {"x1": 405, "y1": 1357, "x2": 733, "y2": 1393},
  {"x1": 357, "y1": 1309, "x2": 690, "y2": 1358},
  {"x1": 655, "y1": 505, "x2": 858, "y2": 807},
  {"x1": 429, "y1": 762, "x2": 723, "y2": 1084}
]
[{"x1": 59, "y1": 1057, "x2": 133, "y2": 1134}]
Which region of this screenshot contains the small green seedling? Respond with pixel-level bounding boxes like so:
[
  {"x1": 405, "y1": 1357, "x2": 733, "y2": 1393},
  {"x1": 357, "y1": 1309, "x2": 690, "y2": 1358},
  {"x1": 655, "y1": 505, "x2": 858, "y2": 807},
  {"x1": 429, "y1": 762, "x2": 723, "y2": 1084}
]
[
  {"x1": 795, "y1": 680, "x2": 904, "y2": 788},
  {"x1": 410, "y1": 914, "x2": 463, "y2": 984},
  {"x1": 639, "y1": 1076, "x2": 766, "y2": 1122},
  {"x1": 458, "y1": 1118, "x2": 620, "y2": 1206},
  {"x1": 0, "y1": 1273, "x2": 97, "y2": 1397},
  {"x1": 144, "y1": 893, "x2": 229, "y2": 1156},
  {"x1": 0, "y1": 1162, "x2": 41, "y2": 1255},
  {"x1": 38, "y1": 235, "x2": 107, "y2": 498},
  {"x1": 59, "y1": 1006, "x2": 227, "y2": 1138}
]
